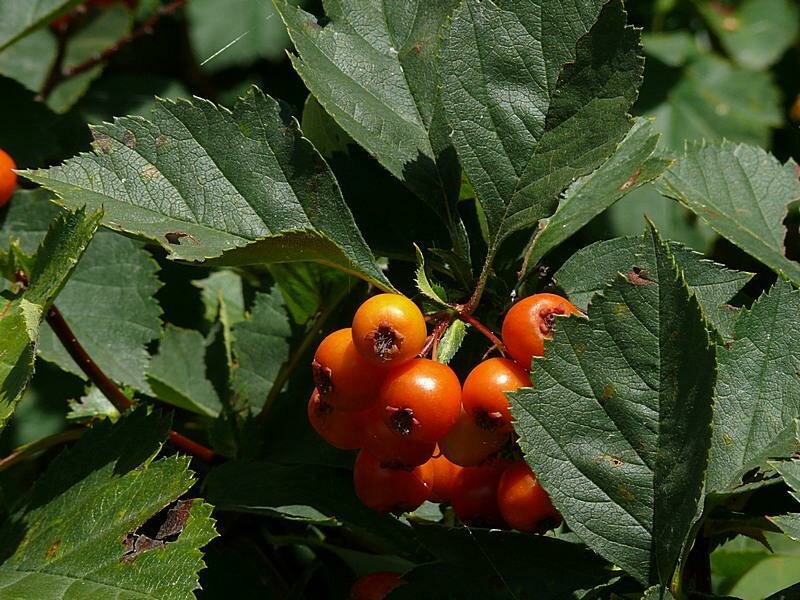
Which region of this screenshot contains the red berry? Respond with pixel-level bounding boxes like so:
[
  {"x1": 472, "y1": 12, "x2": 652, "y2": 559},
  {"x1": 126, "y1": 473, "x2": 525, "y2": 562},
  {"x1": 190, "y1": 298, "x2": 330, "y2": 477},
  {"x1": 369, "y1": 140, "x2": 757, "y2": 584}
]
[
  {"x1": 497, "y1": 461, "x2": 561, "y2": 533},
  {"x1": 353, "y1": 450, "x2": 434, "y2": 513},
  {"x1": 0, "y1": 149, "x2": 18, "y2": 208},
  {"x1": 352, "y1": 294, "x2": 427, "y2": 367},
  {"x1": 307, "y1": 390, "x2": 365, "y2": 450},
  {"x1": 461, "y1": 358, "x2": 530, "y2": 433},
  {"x1": 501, "y1": 293, "x2": 580, "y2": 368},
  {"x1": 312, "y1": 328, "x2": 385, "y2": 412},
  {"x1": 428, "y1": 451, "x2": 462, "y2": 503},
  {"x1": 451, "y1": 459, "x2": 509, "y2": 527},
  {"x1": 373, "y1": 358, "x2": 461, "y2": 444},
  {"x1": 350, "y1": 572, "x2": 405, "y2": 600},
  {"x1": 362, "y1": 406, "x2": 436, "y2": 467},
  {"x1": 439, "y1": 410, "x2": 510, "y2": 467}
]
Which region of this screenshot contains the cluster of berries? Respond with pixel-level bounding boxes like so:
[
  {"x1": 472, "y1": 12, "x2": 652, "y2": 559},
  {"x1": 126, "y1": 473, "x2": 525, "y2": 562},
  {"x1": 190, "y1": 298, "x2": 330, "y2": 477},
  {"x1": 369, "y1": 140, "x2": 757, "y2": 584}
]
[
  {"x1": 309, "y1": 292, "x2": 579, "y2": 532},
  {"x1": 0, "y1": 148, "x2": 17, "y2": 208}
]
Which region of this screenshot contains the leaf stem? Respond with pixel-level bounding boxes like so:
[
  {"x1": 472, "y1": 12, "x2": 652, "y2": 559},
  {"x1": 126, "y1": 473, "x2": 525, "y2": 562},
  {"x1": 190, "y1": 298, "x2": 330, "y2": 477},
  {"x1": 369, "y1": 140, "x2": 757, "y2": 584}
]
[
  {"x1": 0, "y1": 429, "x2": 84, "y2": 473},
  {"x1": 455, "y1": 310, "x2": 506, "y2": 356},
  {"x1": 418, "y1": 316, "x2": 453, "y2": 359}
]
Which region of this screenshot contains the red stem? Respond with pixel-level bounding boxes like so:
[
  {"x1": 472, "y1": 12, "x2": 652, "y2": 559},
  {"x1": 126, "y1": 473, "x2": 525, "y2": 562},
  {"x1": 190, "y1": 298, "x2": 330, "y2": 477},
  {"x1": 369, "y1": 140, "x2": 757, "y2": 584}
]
[
  {"x1": 457, "y1": 311, "x2": 507, "y2": 356},
  {"x1": 418, "y1": 317, "x2": 452, "y2": 359}
]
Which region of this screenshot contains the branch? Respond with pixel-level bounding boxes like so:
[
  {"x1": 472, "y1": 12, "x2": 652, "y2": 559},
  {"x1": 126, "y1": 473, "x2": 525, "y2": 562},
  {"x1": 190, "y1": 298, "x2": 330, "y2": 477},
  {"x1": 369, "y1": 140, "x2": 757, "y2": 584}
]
[
  {"x1": 456, "y1": 310, "x2": 507, "y2": 356},
  {"x1": 0, "y1": 429, "x2": 84, "y2": 473},
  {"x1": 38, "y1": 0, "x2": 188, "y2": 101},
  {"x1": 45, "y1": 305, "x2": 216, "y2": 462}
]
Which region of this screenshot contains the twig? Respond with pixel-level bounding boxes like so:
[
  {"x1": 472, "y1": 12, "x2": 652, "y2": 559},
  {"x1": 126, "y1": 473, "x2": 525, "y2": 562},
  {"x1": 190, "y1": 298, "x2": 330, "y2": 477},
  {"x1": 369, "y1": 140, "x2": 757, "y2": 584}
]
[
  {"x1": 418, "y1": 317, "x2": 452, "y2": 359},
  {"x1": 38, "y1": 0, "x2": 188, "y2": 101},
  {"x1": 36, "y1": 28, "x2": 70, "y2": 102},
  {"x1": 45, "y1": 305, "x2": 216, "y2": 462},
  {"x1": 0, "y1": 429, "x2": 84, "y2": 473},
  {"x1": 456, "y1": 311, "x2": 507, "y2": 356}
]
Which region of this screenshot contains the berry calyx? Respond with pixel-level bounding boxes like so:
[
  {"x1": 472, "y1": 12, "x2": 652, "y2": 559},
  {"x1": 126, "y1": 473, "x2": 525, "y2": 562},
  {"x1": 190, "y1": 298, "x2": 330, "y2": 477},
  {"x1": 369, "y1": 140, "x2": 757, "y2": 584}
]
[
  {"x1": 353, "y1": 449, "x2": 434, "y2": 513},
  {"x1": 374, "y1": 358, "x2": 461, "y2": 444},
  {"x1": 428, "y1": 451, "x2": 462, "y2": 503},
  {"x1": 350, "y1": 572, "x2": 405, "y2": 600},
  {"x1": 439, "y1": 410, "x2": 510, "y2": 467},
  {"x1": 0, "y1": 149, "x2": 18, "y2": 208},
  {"x1": 307, "y1": 390, "x2": 365, "y2": 450},
  {"x1": 497, "y1": 461, "x2": 561, "y2": 533},
  {"x1": 451, "y1": 458, "x2": 509, "y2": 527},
  {"x1": 312, "y1": 328, "x2": 385, "y2": 412},
  {"x1": 352, "y1": 294, "x2": 427, "y2": 367},
  {"x1": 461, "y1": 358, "x2": 530, "y2": 433},
  {"x1": 501, "y1": 293, "x2": 580, "y2": 368},
  {"x1": 362, "y1": 405, "x2": 436, "y2": 467}
]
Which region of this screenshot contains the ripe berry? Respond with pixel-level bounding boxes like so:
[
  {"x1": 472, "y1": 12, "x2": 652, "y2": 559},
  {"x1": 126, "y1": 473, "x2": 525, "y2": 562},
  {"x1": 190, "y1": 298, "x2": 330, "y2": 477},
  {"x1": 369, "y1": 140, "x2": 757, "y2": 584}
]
[
  {"x1": 497, "y1": 461, "x2": 561, "y2": 533},
  {"x1": 353, "y1": 450, "x2": 434, "y2": 513},
  {"x1": 362, "y1": 407, "x2": 436, "y2": 467},
  {"x1": 307, "y1": 390, "x2": 365, "y2": 450},
  {"x1": 428, "y1": 451, "x2": 462, "y2": 503},
  {"x1": 350, "y1": 572, "x2": 405, "y2": 600},
  {"x1": 352, "y1": 294, "x2": 427, "y2": 367},
  {"x1": 0, "y1": 149, "x2": 18, "y2": 208},
  {"x1": 451, "y1": 459, "x2": 509, "y2": 527},
  {"x1": 374, "y1": 358, "x2": 461, "y2": 444},
  {"x1": 312, "y1": 328, "x2": 385, "y2": 412},
  {"x1": 501, "y1": 293, "x2": 580, "y2": 368},
  {"x1": 461, "y1": 358, "x2": 529, "y2": 433},
  {"x1": 439, "y1": 410, "x2": 510, "y2": 467}
]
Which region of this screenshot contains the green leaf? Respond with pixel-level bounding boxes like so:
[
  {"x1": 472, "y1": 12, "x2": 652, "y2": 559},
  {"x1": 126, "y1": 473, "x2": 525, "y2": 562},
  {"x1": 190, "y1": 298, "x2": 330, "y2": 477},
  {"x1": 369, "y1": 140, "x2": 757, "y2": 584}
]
[
  {"x1": 230, "y1": 288, "x2": 291, "y2": 410},
  {"x1": 300, "y1": 94, "x2": 352, "y2": 160},
  {"x1": 510, "y1": 225, "x2": 716, "y2": 586},
  {"x1": 268, "y1": 262, "x2": 353, "y2": 325},
  {"x1": 659, "y1": 142, "x2": 800, "y2": 285},
  {"x1": 21, "y1": 87, "x2": 394, "y2": 291},
  {"x1": 772, "y1": 514, "x2": 800, "y2": 542},
  {"x1": 148, "y1": 325, "x2": 222, "y2": 418},
  {"x1": 0, "y1": 409, "x2": 218, "y2": 599},
  {"x1": 205, "y1": 460, "x2": 423, "y2": 559},
  {"x1": 0, "y1": 29, "x2": 56, "y2": 92},
  {"x1": 188, "y1": 0, "x2": 296, "y2": 72},
  {"x1": 46, "y1": 5, "x2": 133, "y2": 114},
  {"x1": 440, "y1": 0, "x2": 642, "y2": 265},
  {"x1": 274, "y1": 0, "x2": 466, "y2": 254},
  {"x1": 700, "y1": 0, "x2": 800, "y2": 70},
  {"x1": 522, "y1": 118, "x2": 671, "y2": 272},
  {"x1": 766, "y1": 583, "x2": 800, "y2": 600},
  {"x1": 555, "y1": 235, "x2": 752, "y2": 341},
  {"x1": 67, "y1": 386, "x2": 120, "y2": 422},
  {"x1": 642, "y1": 31, "x2": 699, "y2": 67},
  {"x1": 395, "y1": 521, "x2": 613, "y2": 599},
  {"x1": 194, "y1": 270, "x2": 245, "y2": 367},
  {"x1": 0, "y1": 0, "x2": 82, "y2": 51},
  {"x1": 414, "y1": 245, "x2": 448, "y2": 308},
  {"x1": 644, "y1": 56, "x2": 782, "y2": 151},
  {"x1": 435, "y1": 320, "x2": 466, "y2": 365},
  {"x1": 773, "y1": 460, "x2": 800, "y2": 504},
  {"x1": 712, "y1": 534, "x2": 800, "y2": 600},
  {"x1": 707, "y1": 280, "x2": 800, "y2": 493},
  {"x1": 642, "y1": 586, "x2": 676, "y2": 600},
  {"x1": 1, "y1": 207, "x2": 101, "y2": 429}
]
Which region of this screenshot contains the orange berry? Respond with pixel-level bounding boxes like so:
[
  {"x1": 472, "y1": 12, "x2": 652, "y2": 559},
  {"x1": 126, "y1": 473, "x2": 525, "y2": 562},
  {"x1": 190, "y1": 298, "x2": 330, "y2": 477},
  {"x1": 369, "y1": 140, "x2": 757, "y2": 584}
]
[
  {"x1": 428, "y1": 451, "x2": 462, "y2": 503},
  {"x1": 350, "y1": 572, "x2": 405, "y2": 600},
  {"x1": 307, "y1": 390, "x2": 365, "y2": 450},
  {"x1": 351, "y1": 294, "x2": 427, "y2": 367},
  {"x1": 497, "y1": 461, "x2": 561, "y2": 533},
  {"x1": 312, "y1": 328, "x2": 385, "y2": 412},
  {"x1": 362, "y1": 406, "x2": 436, "y2": 467},
  {"x1": 353, "y1": 449, "x2": 434, "y2": 513},
  {"x1": 501, "y1": 293, "x2": 580, "y2": 368},
  {"x1": 0, "y1": 149, "x2": 18, "y2": 208},
  {"x1": 439, "y1": 410, "x2": 510, "y2": 467},
  {"x1": 374, "y1": 358, "x2": 461, "y2": 444},
  {"x1": 451, "y1": 459, "x2": 509, "y2": 527},
  {"x1": 461, "y1": 358, "x2": 530, "y2": 432}
]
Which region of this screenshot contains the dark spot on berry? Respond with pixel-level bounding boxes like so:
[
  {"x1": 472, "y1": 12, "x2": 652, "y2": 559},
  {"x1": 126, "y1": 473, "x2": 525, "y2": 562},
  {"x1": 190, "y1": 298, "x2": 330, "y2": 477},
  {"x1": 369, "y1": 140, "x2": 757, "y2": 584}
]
[
  {"x1": 387, "y1": 407, "x2": 417, "y2": 437},
  {"x1": 311, "y1": 360, "x2": 333, "y2": 397},
  {"x1": 367, "y1": 323, "x2": 404, "y2": 362},
  {"x1": 474, "y1": 409, "x2": 505, "y2": 432},
  {"x1": 314, "y1": 397, "x2": 334, "y2": 418}
]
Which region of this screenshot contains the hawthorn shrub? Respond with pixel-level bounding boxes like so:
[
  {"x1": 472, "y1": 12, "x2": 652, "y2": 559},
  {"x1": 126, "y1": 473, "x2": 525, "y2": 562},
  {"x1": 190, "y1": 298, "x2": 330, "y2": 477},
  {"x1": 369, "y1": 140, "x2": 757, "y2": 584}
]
[{"x1": 0, "y1": 1, "x2": 799, "y2": 599}]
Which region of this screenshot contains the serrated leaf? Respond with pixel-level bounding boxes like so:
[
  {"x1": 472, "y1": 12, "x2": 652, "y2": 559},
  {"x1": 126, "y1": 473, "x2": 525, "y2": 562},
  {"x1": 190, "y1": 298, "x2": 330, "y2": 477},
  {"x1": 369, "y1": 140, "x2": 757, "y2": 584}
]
[
  {"x1": 772, "y1": 514, "x2": 800, "y2": 542},
  {"x1": 0, "y1": 410, "x2": 218, "y2": 599},
  {"x1": 194, "y1": 270, "x2": 245, "y2": 367},
  {"x1": 555, "y1": 235, "x2": 752, "y2": 341},
  {"x1": 773, "y1": 460, "x2": 800, "y2": 504},
  {"x1": 510, "y1": 225, "x2": 715, "y2": 585},
  {"x1": 188, "y1": 0, "x2": 295, "y2": 72},
  {"x1": 644, "y1": 55, "x2": 782, "y2": 151},
  {"x1": 67, "y1": 386, "x2": 120, "y2": 422},
  {"x1": 414, "y1": 245, "x2": 448, "y2": 308},
  {"x1": 659, "y1": 142, "x2": 800, "y2": 285},
  {"x1": 522, "y1": 118, "x2": 671, "y2": 272},
  {"x1": 435, "y1": 320, "x2": 466, "y2": 365},
  {"x1": 274, "y1": 0, "x2": 465, "y2": 254},
  {"x1": 0, "y1": 0, "x2": 82, "y2": 51},
  {"x1": 700, "y1": 0, "x2": 799, "y2": 70},
  {"x1": 230, "y1": 288, "x2": 291, "y2": 410},
  {"x1": 440, "y1": 0, "x2": 642, "y2": 267},
  {"x1": 0, "y1": 299, "x2": 41, "y2": 430},
  {"x1": 21, "y1": 87, "x2": 393, "y2": 291},
  {"x1": 300, "y1": 94, "x2": 352, "y2": 159},
  {"x1": 707, "y1": 280, "x2": 800, "y2": 493},
  {"x1": 148, "y1": 325, "x2": 222, "y2": 418}
]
